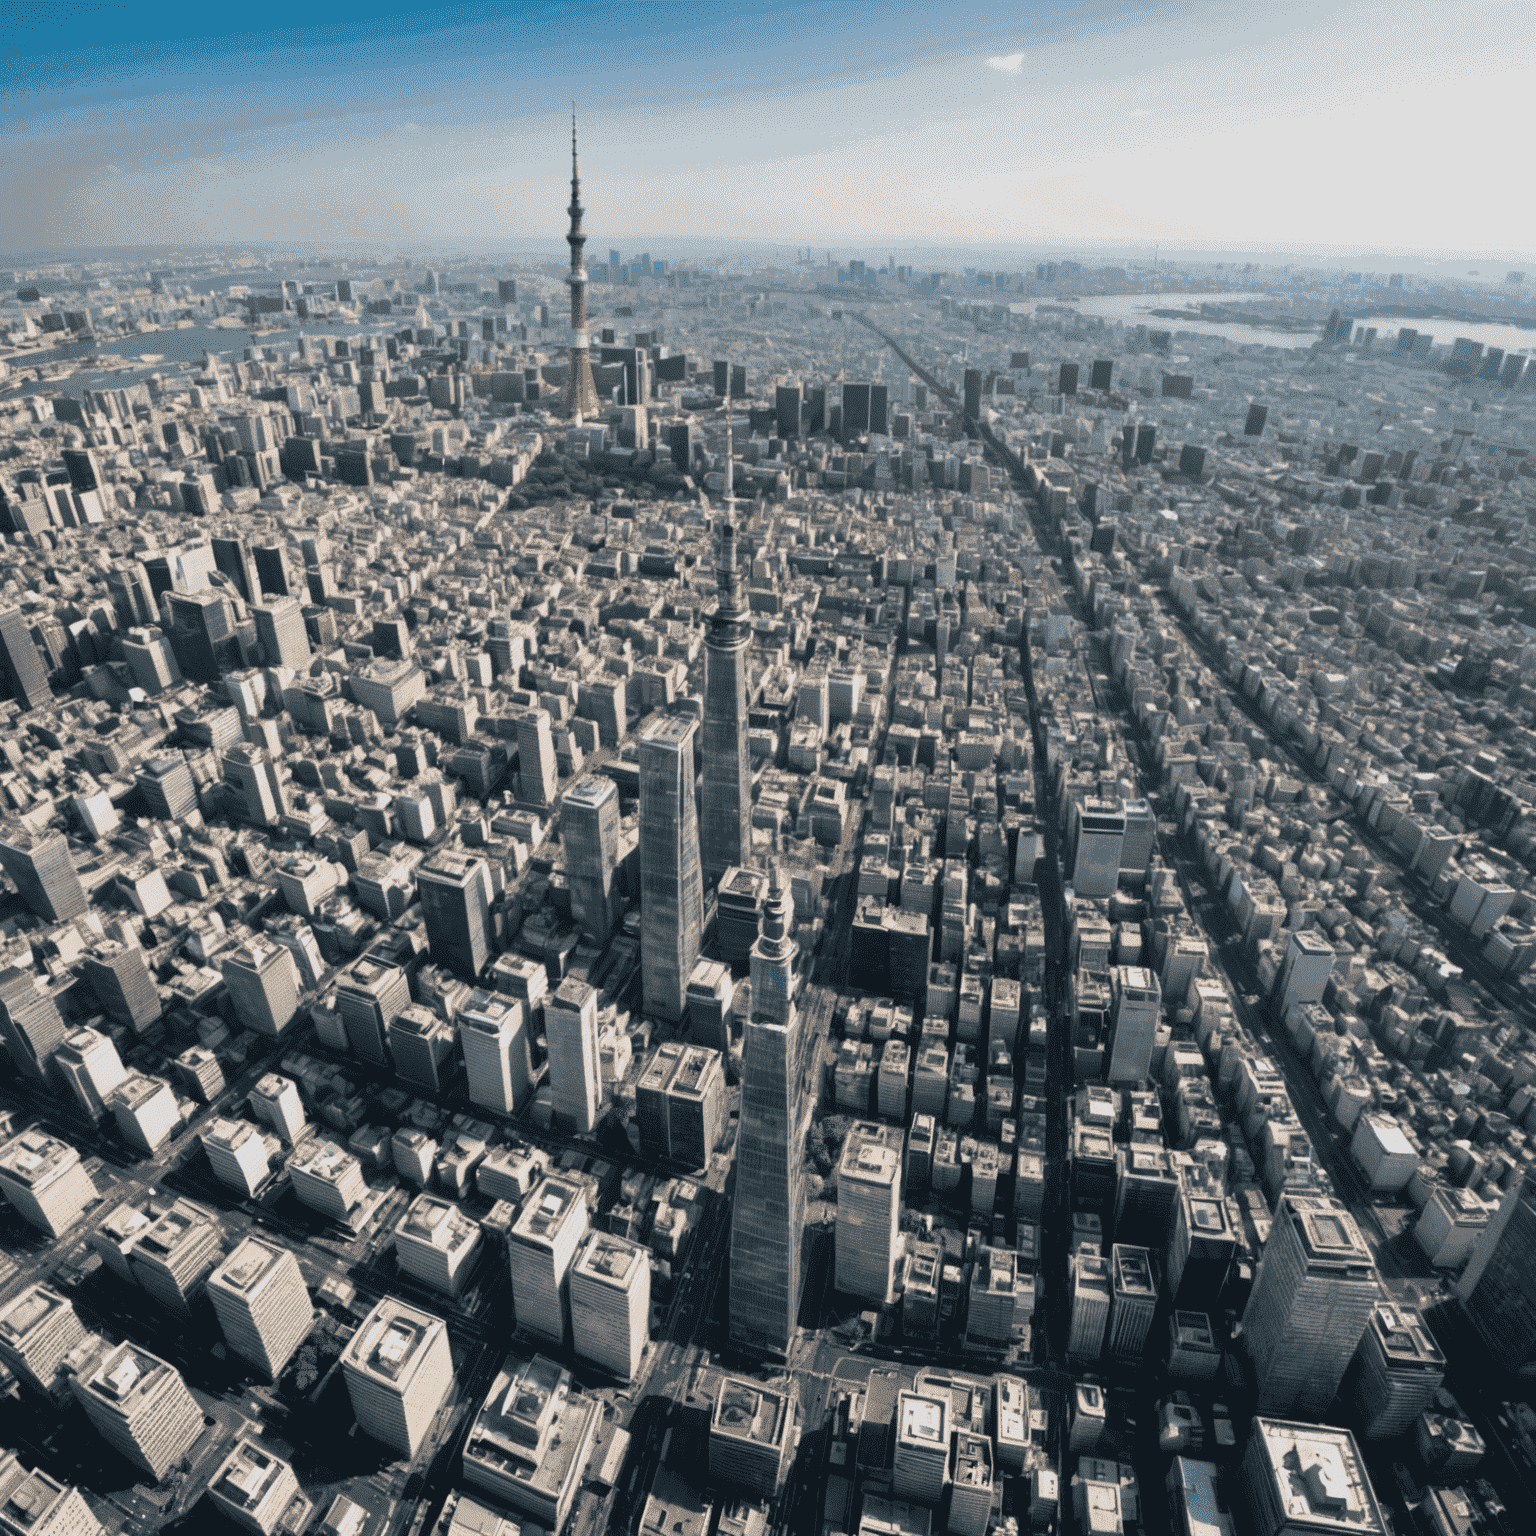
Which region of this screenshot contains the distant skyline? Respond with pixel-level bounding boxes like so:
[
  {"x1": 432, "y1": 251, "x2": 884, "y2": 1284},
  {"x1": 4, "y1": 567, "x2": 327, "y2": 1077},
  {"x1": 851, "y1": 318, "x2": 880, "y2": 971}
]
[{"x1": 3, "y1": 0, "x2": 1534, "y2": 259}]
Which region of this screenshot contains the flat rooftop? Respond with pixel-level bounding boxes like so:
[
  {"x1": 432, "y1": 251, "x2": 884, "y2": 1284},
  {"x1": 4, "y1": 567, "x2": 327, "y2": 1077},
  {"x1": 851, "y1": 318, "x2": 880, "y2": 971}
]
[
  {"x1": 511, "y1": 1177, "x2": 583, "y2": 1243},
  {"x1": 714, "y1": 1379, "x2": 789, "y2": 1447},
  {"x1": 1249, "y1": 1418, "x2": 1388, "y2": 1536},
  {"x1": 0, "y1": 1131, "x2": 79, "y2": 1187},
  {"x1": 345, "y1": 1300, "x2": 444, "y2": 1384}
]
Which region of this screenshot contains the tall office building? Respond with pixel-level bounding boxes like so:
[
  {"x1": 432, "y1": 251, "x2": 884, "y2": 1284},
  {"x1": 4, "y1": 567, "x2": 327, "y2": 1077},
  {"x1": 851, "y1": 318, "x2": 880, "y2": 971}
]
[
  {"x1": 0, "y1": 1130, "x2": 95, "y2": 1237},
  {"x1": 394, "y1": 1195, "x2": 484, "y2": 1298},
  {"x1": 893, "y1": 1391, "x2": 950, "y2": 1505},
  {"x1": 1347, "y1": 1302, "x2": 1445, "y2": 1440},
  {"x1": 0, "y1": 826, "x2": 86, "y2": 922},
  {"x1": 54, "y1": 1026, "x2": 127, "y2": 1124},
  {"x1": 336, "y1": 959, "x2": 412, "y2": 1066},
  {"x1": 80, "y1": 940, "x2": 161, "y2": 1033},
  {"x1": 223, "y1": 743, "x2": 288, "y2": 827},
  {"x1": 168, "y1": 588, "x2": 239, "y2": 682},
  {"x1": 73, "y1": 1342, "x2": 203, "y2": 1481},
  {"x1": 569, "y1": 1230, "x2": 650, "y2": 1382},
  {"x1": 107, "y1": 1072, "x2": 179, "y2": 1154},
  {"x1": 1107, "y1": 1245, "x2": 1158, "y2": 1362},
  {"x1": 701, "y1": 520, "x2": 752, "y2": 893},
  {"x1": 252, "y1": 542, "x2": 292, "y2": 596},
  {"x1": 558, "y1": 112, "x2": 601, "y2": 420},
  {"x1": 835, "y1": 1122, "x2": 904, "y2": 1304},
  {"x1": 249, "y1": 1073, "x2": 306, "y2": 1144},
  {"x1": 546, "y1": 978, "x2": 602, "y2": 1134},
  {"x1": 1106, "y1": 966, "x2": 1161, "y2": 1085},
  {"x1": 201, "y1": 1118, "x2": 272, "y2": 1198},
  {"x1": 710, "y1": 1379, "x2": 796, "y2": 1499},
  {"x1": 508, "y1": 1175, "x2": 590, "y2": 1345},
  {"x1": 0, "y1": 966, "x2": 67, "y2": 1079},
  {"x1": 1457, "y1": 1165, "x2": 1536, "y2": 1376},
  {"x1": 1241, "y1": 1419, "x2": 1389, "y2": 1536},
  {"x1": 1166, "y1": 1178, "x2": 1236, "y2": 1312},
  {"x1": 207, "y1": 1438, "x2": 302, "y2": 1536},
  {"x1": 515, "y1": 708, "x2": 558, "y2": 807},
  {"x1": 130, "y1": 1200, "x2": 224, "y2": 1317},
  {"x1": 418, "y1": 850, "x2": 493, "y2": 983},
  {"x1": 1276, "y1": 929, "x2": 1335, "y2": 1018},
  {"x1": 212, "y1": 534, "x2": 261, "y2": 603},
  {"x1": 463, "y1": 1353, "x2": 601, "y2": 1533},
  {"x1": 251, "y1": 596, "x2": 311, "y2": 671},
  {"x1": 222, "y1": 938, "x2": 300, "y2": 1037},
  {"x1": 0, "y1": 1285, "x2": 88, "y2": 1397},
  {"x1": 730, "y1": 863, "x2": 808, "y2": 1358},
  {"x1": 639, "y1": 712, "x2": 704, "y2": 1023},
  {"x1": 459, "y1": 990, "x2": 533, "y2": 1115},
  {"x1": 134, "y1": 755, "x2": 198, "y2": 821},
  {"x1": 1242, "y1": 1194, "x2": 1379, "y2": 1416},
  {"x1": 1068, "y1": 1254, "x2": 1113, "y2": 1362},
  {"x1": 0, "y1": 605, "x2": 51, "y2": 711},
  {"x1": 561, "y1": 775, "x2": 620, "y2": 945},
  {"x1": 341, "y1": 1299, "x2": 455, "y2": 1458},
  {"x1": 0, "y1": 1455, "x2": 101, "y2": 1536},
  {"x1": 1071, "y1": 798, "x2": 1125, "y2": 897}
]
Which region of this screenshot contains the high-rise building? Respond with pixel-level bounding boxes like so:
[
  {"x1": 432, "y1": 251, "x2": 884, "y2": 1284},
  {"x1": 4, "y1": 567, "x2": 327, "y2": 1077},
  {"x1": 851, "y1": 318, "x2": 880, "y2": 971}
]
[
  {"x1": 207, "y1": 1438, "x2": 302, "y2": 1536},
  {"x1": 0, "y1": 966, "x2": 66, "y2": 1079},
  {"x1": 341, "y1": 1298, "x2": 454, "y2": 1457},
  {"x1": 508, "y1": 1175, "x2": 590, "y2": 1345},
  {"x1": 1347, "y1": 1302, "x2": 1445, "y2": 1440},
  {"x1": 1166, "y1": 1178, "x2": 1236, "y2": 1312},
  {"x1": 0, "y1": 1285, "x2": 88, "y2": 1398},
  {"x1": 212, "y1": 534, "x2": 261, "y2": 603},
  {"x1": 1240, "y1": 1419, "x2": 1388, "y2": 1536},
  {"x1": 545, "y1": 978, "x2": 602, "y2": 1134},
  {"x1": 1456, "y1": 1165, "x2": 1536, "y2": 1376},
  {"x1": 515, "y1": 707, "x2": 558, "y2": 807},
  {"x1": 73, "y1": 1341, "x2": 203, "y2": 1481},
  {"x1": 0, "y1": 1130, "x2": 95, "y2": 1237},
  {"x1": 1071, "y1": 798, "x2": 1125, "y2": 897},
  {"x1": 200, "y1": 1117, "x2": 271, "y2": 1198},
  {"x1": 1068, "y1": 1254, "x2": 1112, "y2": 1362},
  {"x1": 730, "y1": 863, "x2": 807, "y2": 1358},
  {"x1": 1107, "y1": 1245, "x2": 1158, "y2": 1362},
  {"x1": 252, "y1": 543, "x2": 292, "y2": 597},
  {"x1": 289, "y1": 1139, "x2": 369, "y2": 1225},
  {"x1": 558, "y1": 113, "x2": 600, "y2": 420},
  {"x1": 893, "y1": 1390, "x2": 950, "y2": 1505},
  {"x1": 0, "y1": 605, "x2": 51, "y2": 712},
  {"x1": 223, "y1": 743, "x2": 288, "y2": 827},
  {"x1": 1106, "y1": 966, "x2": 1161, "y2": 1085},
  {"x1": 1242, "y1": 1194, "x2": 1379, "y2": 1416},
  {"x1": 106, "y1": 1072, "x2": 179, "y2": 1154},
  {"x1": 463, "y1": 1353, "x2": 601, "y2": 1533},
  {"x1": 249, "y1": 1073, "x2": 306, "y2": 1144},
  {"x1": 0, "y1": 826, "x2": 86, "y2": 922},
  {"x1": 0, "y1": 1454, "x2": 102, "y2": 1536},
  {"x1": 569, "y1": 1230, "x2": 650, "y2": 1381},
  {"x1": 336, "y1": 959, "x2": 412, "y2": 1065},
  {"x1": 1276, "y1": 930, "x2": 1335, "y2": 1019},
  {"x1": 949, "y1": 1434, "x2": 993, "y2": 1536},
  {"x1": 168, "y1": 588, "x2": 239, "y2": 682},
  {"x1": 639, "y1": 712, "x2": 704, "y2": 1022},
  {"x1": 222, "y1": 938, "x2": 300, "y2": 1037},
  {"x1": 417, "y1": 850, "x2": 492, "y2": 983},
  {"x1": 710, "y1": 1379, "x2": 795, "y2": 1499},
  {"x1": 561, "y1": 775, "x2": 620, "y2": 945},
  {"x1": 394, "y1": 1195, "x2": 484, "y2": 1297},
  {"x1": 701, "y1": 520, "x2": 752, "y2": 893},
  {"x1": 208, "y1": 1238, "x2": 314, "y2": 1380},
  {"x1": 79, "y1": 942, "x2": 161, "y2": 1034},
  {"x1": 459, "y1": 990, "x2": 533, "y2": 1115},
  {"x1": 134, "y1": 754, "x2": 198, "y2": 820},
  {"x1": 130, "y1": 1200, "x2": 223, "y2": 1317},
  {"x1": 836, "y1": 1122, "x2": 903, "y2": 1304}
]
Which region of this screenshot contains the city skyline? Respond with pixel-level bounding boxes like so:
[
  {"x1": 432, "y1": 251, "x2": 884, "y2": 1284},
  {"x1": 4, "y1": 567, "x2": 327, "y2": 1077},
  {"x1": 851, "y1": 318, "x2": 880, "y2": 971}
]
[{"x1": 4, "y1": 0, "x2": 1534, "y2": 257}]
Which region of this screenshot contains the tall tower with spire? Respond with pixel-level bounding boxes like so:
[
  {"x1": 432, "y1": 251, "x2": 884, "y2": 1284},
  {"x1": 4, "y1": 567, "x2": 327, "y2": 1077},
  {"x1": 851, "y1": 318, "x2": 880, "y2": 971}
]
[
  {"x1": 560, "y1": 106, "x2": 601, "y2": 422},
  {"x1": 730, "y1": 862, "x2": 808, "y2": 1358},
  {"x1": 700, "y1": 514, "x2": 752, "y2": 892}
]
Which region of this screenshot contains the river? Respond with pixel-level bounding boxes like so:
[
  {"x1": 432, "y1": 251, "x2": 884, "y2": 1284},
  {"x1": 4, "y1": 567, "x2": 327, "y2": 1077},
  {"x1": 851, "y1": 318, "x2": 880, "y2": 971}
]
[{"x1": 1058, "y1": 290, "x2": 1535, "y2": 357}]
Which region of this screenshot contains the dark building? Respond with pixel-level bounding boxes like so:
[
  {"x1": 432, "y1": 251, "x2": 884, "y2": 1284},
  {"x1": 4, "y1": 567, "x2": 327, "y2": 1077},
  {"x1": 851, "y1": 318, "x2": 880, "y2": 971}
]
[
  {"x1": 0, "y1": 605, "x2": 52, "y2": 711},
  {"x1": 1058, "y1": 363, "x2": 1079, "y2": 397},
  {"x1": 1244, "y1": 404, "x2": 1268, "y2": 436},
  {"x1": 842, "y1": 384, "x2": 870, "y2": 442},
  {"x1": 869, "y1": 383, "x2": 888, "y2": 436},
  {"x1": 963, "y1": 369, "x2": 983, "y2": 421},
  {"x1": 1090, "y1": 359, "x2": 1113, "y2": 391},
  {"x1": 168, "y1": 590, "x2": 239, "y2": 683},
  {"x1": 774, "y1": 384, "x2": 801, "y2": 441}
]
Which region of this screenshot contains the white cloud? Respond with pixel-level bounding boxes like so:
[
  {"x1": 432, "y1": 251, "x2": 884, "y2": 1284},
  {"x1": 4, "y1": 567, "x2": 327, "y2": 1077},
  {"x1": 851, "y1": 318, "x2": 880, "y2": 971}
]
[
  {"x1": 1128, "y1": 108, "x2": 1151, "y2": 118},
  {"x1": 397, "y1": 121, "x2": 423, "y2": 133},
  {"x1": 986, "y1": 52, "x2": 1025, "y2": 74}
]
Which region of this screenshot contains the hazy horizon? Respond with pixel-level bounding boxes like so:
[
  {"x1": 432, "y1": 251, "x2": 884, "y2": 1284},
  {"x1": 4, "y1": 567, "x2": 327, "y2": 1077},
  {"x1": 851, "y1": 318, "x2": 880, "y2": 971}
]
[{"x1": 4, "y1": 0, "x2": 1535, "y2": 260}]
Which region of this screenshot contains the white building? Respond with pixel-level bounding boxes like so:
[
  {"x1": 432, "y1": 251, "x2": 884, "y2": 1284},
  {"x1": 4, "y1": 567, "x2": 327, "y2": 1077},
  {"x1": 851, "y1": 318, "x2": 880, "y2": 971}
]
[
  {"x1": 208, "y1": 1237, "x2": 315, "y2": 1381},
  {"x1": 201, "y1": 1117, "x2": 271, "y2": 1198},
  {"x1": 249, "y1": 1073, "x2": 306, "y2": 1144},
  {"x1": 569, "y1": 1230, "x2": 650, "y2": 1382},
  {"x1": 207, "y1": 1437, "x2": 303, "y2": 1536},
  {"x1": 459, "y1": 991, "x2": 533, "y2": 1116},
  {"x1": 105, "y1": 1072, "x2": 179, "y2": 1155},
  {"x1": 507, "y1": 1176, "x2": 589, "y2": 1345},
  {"x1": 341, "y1": 1299, "x2": 454, "y2": 1458},
  {"x1": 836, "y1": 1122, "x2": 903, "y2": 1305},
  {"x1": 73, "y1": 1342, "x2": 203, "y2": 1481},
  {"x1": 394, "y1": 1195, "x2": 484, "y2": 1298},
  {"x1": 0, "y1": 1130, "x2": 96, "y2": 1237}
]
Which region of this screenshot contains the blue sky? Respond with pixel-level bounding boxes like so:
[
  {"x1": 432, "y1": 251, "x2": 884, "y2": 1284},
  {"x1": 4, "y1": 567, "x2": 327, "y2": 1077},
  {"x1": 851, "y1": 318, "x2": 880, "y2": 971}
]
[{"x1": 3, "y1": 0, "x2": 1533, "y2": 255}]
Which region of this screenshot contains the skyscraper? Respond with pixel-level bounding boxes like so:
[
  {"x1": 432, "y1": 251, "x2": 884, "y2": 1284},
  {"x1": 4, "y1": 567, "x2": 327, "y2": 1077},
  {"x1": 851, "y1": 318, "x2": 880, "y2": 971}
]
[
  {"x1": 341, "y1": 1299, "x2": 455, "y2": 1458},
  {"x1": 73, "y1": 1341, "x2": 204, "y2": 1481},
  {"x1": 252, "y1": 595, "x2": 310, "y2": 670},
  {"x1": 0, "y1": 1131, "x2": 95, "y2": 1237},
  {"x1": 559, "y1": 110, "x2": 601, "y2": 421},
  {"x1": 80, "y1": 941, "x2": 161, "y2": 1033},
  {"x1": 0, "y1": 1285, "x2": 88, "y2": 1397},
  {"x1": 569, "y1": 1231, "x2": 651, "y2": 1382},
  {"x1": 701, "y1": 520, "x2": 753, "y2": 894},
  {"x1": 168, "y1": 588, "x2": 239, "y2": 682},
  {"x1": 730, "y1": 864, "x2": 807, "y2": 1358},
  {"x1": 0, "y1": 825, "x2": 87, "y2": 922},
  {"x1": 335, "y1": 959, "x2": 411, "y2": 1065},
  {"x1": 0, "y1": 1455, "x2": 103, "y2": 1536},
  {"x1": 545, "y1": 978, "x2": 602, "y2": 1134},
  {"x1": 515, "y1": 707, "x2": 558, "y2": 807},
  {"x1": 222, "y1": 939, "x2": 300, "y2": 1037},
  {"x1": 640, "y1": 712, "x2": 704, "y2": 1023},
  {"x1": 1242, "y1": 1194, "x2": 1379, "y2": 1416},
  {"x1": 561, "y1": 775, "x2": 620, "y2": 945},
  {"x1": 417, "y1": 850, "x2": 493, "y2": 983},
  {"x1": 0, "y1": 966, "x2": 66, "y2": 1079},
  {"x1": 223, "y1": 742, "x2": 288, "y2": 827},
  {"x1": 53, "y1": 1027, "x2": 127, "y2": 1120},
  {"x1": 1457, "y1": 1165, "x2": 1536, "y2": 1376},
  {"x1": 0, "y1": 604, "x2": 52, "y2": 711},
  {"x1": 508, "y1": 1175, "x2": 590, "y2": 1345},
  {"x1": 835, "y1": 1122, "x2": 903, "y2": 1304},
  {"x1": 459, "y1": 990, "x2": 533, "y2": 1115}
]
